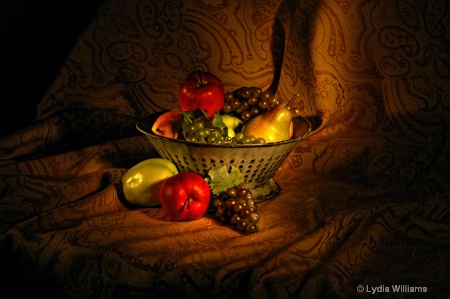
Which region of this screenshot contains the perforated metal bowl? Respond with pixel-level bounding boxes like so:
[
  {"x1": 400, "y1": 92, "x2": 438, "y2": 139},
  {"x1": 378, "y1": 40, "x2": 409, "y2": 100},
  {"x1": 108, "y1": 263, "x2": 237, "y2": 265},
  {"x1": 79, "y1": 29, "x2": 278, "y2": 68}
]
[{"x1": 137, "y1": 110, "x2": 311, "y2": 201}]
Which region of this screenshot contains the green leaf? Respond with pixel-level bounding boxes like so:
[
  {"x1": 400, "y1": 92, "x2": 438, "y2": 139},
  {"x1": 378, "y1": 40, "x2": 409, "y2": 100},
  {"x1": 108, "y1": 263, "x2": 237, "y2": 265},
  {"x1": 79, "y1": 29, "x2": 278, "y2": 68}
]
[
  {"x1": 211, "y1": 112, "x2": 228, "y2": 136},
  {"x1": 184, "y1": 109, "x2": 208, "y2": 120},
  {"x1": 208, "y1": 165, "x2": 244, "y2": 195}
]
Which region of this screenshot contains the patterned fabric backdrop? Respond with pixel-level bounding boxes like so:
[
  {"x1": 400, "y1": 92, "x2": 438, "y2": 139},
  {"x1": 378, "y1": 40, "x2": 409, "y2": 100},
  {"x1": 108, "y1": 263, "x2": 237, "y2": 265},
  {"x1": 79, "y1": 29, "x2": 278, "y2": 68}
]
[{"x1": 1, "y1": 0, "x2": 449, "y2": 298}]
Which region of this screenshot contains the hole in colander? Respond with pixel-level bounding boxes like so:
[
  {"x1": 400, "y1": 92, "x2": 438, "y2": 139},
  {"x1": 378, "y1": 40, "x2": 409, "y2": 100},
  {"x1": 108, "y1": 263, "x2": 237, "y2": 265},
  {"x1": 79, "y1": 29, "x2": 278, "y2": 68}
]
[
  {"x1": 250, "y1": 159, "x2": 255, "y2": 163},
  {"x1": 256, "y1": 167, "x2": 267, "y2": 179},
  {"x1": 173, "y1": 154, "x2": 181, "y2": 164},
  {"x1": 259, "y1": 154, "x2": 287, "y2": 178}
]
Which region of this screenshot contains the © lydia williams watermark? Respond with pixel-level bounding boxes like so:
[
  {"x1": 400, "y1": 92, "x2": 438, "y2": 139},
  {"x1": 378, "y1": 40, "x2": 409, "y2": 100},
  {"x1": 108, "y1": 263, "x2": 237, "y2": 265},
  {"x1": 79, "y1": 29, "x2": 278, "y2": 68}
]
[{"x1": 357, "y1": 284, "x2": 428, "y2": 294}]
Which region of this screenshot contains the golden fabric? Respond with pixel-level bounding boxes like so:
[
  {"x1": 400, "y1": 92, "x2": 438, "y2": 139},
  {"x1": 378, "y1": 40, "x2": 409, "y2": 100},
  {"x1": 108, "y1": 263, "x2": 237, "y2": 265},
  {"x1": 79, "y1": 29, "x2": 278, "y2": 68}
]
[{"x1": 1, "y1": 0, "x2": 449, "y2": 298}]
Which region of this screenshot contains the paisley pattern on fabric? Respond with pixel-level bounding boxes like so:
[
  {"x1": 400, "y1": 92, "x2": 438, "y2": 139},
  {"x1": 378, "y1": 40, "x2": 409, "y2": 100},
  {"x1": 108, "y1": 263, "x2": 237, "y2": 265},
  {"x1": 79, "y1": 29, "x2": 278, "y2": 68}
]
[{"x1": 1, "y1": 0, "x2": 449, "y2": 298}]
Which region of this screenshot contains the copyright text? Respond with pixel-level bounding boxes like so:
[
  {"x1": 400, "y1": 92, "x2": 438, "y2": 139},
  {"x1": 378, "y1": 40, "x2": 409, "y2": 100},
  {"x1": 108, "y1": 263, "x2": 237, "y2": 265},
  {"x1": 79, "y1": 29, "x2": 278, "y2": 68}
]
[{"x1": 357, "y1": 285, "x2": 427, "y2": 294}]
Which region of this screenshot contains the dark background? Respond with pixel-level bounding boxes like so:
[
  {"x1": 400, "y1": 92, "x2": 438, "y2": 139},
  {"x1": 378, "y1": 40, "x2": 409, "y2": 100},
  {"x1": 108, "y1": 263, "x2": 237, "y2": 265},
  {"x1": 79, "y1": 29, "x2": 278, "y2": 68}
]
[{"x1": 0, "y1": 0, "x2": 104, "y2": 136}]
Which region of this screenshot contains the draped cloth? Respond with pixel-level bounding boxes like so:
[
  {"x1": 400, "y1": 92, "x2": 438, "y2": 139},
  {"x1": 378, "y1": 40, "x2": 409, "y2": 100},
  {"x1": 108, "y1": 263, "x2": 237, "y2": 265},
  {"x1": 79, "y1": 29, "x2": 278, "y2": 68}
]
[{"x1": 1, "y1": 0, "x2": 449, "y2": 298}]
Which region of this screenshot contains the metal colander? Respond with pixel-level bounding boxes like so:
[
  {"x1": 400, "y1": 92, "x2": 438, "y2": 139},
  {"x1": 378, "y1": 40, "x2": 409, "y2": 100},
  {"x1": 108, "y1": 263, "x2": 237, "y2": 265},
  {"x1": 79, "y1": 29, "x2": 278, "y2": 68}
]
[{"x1": 136, "y1": 110, "x2": 311, "y2": 201}]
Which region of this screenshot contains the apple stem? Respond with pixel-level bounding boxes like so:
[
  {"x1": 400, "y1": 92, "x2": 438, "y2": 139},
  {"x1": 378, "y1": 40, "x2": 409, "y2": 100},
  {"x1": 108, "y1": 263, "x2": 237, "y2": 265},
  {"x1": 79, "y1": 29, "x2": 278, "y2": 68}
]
[
  {"x1": 182, "y1": 196, "x2": 192, "y2": 210},
  {"x1": 198, "y1": 70, "x2": 204, "y2": 87}
]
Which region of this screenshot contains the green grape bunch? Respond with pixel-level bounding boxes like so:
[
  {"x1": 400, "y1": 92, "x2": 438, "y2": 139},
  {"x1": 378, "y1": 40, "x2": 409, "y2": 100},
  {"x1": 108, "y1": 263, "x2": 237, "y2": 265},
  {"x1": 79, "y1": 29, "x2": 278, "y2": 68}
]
[
  {"x1": 181, "y1": 109, "x2": 266, "y2": 145},
  {"x1": 182, "y1": 110, "x2": 231, "y2": 144}
]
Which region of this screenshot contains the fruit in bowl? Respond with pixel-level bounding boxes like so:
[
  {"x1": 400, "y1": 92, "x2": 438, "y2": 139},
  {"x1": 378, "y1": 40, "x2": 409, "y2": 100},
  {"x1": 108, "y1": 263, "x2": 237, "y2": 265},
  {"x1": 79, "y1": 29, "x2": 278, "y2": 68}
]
[{"x1": 153, "y1": 84, "x2": 299, "y2": 146}]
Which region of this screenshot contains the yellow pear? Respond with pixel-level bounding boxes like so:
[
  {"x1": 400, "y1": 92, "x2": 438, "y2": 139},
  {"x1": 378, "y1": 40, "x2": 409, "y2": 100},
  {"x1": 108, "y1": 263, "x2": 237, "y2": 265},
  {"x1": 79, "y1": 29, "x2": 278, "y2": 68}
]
[{"x1": 241, "y1": 104, "x2": 293, "y2": 143}]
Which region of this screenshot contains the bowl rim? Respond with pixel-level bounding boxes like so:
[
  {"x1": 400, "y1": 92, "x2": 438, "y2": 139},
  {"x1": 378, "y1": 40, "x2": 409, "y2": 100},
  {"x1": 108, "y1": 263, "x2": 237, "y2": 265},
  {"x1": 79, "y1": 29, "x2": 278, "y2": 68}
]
[{"x1": 136, "y1": 110, "x2": 312, "y2": 148}]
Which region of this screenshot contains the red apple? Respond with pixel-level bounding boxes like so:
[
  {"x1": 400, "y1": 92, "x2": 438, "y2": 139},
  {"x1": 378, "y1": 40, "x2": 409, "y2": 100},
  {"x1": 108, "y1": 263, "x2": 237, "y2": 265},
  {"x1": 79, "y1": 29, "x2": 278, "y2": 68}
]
[
  {"x1": 178, "y1": 70, "x2": 225, "y2": 118},
  {"x1": 159, "y1": 171, "x2": 211, "y2": 221}
]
